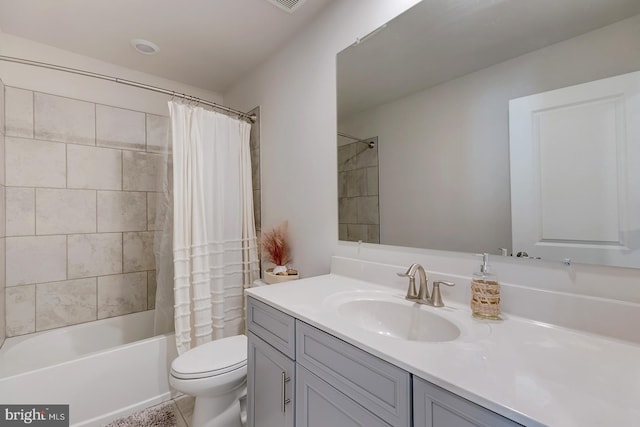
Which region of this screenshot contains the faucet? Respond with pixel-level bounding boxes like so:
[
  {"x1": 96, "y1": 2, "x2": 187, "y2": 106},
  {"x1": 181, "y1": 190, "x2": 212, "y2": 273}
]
[
  {"x1": 397, "y1": 264, "x2": 455, "y2": 307},
  {"x1": 397, "y1": 263, "x2": 429, "y2": 301}
]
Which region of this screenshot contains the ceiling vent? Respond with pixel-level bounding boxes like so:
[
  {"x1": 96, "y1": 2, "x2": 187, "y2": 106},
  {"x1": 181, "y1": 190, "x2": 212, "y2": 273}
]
[{"x1": 266, "y1": 0, "x2": 308, "y2": 13}]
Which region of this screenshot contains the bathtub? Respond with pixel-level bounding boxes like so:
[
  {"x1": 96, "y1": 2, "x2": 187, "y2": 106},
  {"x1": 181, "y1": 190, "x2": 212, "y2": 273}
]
[{"x1": 0, "y1": 310, "x2": 178, "y2": 426}]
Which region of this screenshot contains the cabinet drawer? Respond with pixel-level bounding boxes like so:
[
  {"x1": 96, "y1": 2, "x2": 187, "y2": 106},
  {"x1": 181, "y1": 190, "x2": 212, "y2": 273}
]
[
  {"x1": 247, "y1": 297, "x2": 296, "y2": 359},
  {"x1": 296, "y1": 321, "x2": 411, "y2": 427},
  {"x1": 413, "y1": 376, "x2": 522, "y2": 427}
]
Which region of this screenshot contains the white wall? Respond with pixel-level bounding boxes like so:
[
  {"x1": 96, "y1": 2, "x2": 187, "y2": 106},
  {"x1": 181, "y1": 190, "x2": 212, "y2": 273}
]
[
  {"x1": 338, "y1": 14, "x2": 640, "y2": 255},
  {"x1": 224, "y1": 0, "x2": 423, "y2": 278},
  {"x1": 0, "y1": 32, "x2": 222, "y2": 116},
  {"x1": 224, "y1": 1, "x2": 640, "y2": 305}
]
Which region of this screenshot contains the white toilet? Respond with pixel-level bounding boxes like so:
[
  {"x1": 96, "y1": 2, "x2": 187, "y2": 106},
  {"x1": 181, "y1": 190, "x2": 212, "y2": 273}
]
[{"x1": 170, "y1": 334, "x2": 248, "y2": 427}]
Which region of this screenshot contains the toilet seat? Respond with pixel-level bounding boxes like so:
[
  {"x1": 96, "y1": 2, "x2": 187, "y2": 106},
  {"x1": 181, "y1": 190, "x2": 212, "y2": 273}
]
[{"x1": 171, "y1": 334, "x2": 247, "y2": 380}]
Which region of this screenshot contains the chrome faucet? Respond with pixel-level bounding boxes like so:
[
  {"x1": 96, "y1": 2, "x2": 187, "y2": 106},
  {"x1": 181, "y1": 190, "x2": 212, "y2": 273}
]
[{"x1": 397, "y1": 264, "x2": 455, "y2": 307}]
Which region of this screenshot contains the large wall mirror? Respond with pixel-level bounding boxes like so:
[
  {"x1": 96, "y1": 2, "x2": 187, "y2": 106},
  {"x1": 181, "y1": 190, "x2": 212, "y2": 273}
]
[{"x1": 337, "y1": 0, "x2": 640, "y2": 269}]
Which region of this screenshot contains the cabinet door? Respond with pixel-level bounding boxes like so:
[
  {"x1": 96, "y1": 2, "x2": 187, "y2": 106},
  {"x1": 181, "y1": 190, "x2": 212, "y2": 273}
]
[
  {"x1": 296, "y1": 365, "x2": 390, "y2": 427},
  {"x1": 413, "y1": 377, "x2": 522, "y2": 427},
  {"x1": 247, "y1": 332, "x2": 295, "y2": 427}
]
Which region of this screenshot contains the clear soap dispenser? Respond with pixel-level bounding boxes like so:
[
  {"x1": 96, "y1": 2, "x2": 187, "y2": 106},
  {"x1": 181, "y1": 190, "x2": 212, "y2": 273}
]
[{"x1": 470, "y1": 253, "x2": 501, "y2": 319}]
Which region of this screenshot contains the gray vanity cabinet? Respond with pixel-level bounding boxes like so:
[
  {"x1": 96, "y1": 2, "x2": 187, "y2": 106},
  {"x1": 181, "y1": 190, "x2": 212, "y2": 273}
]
[
  {"x1": 247, "y1": 297, "x2": 296, "y2": 427},
  {"x1": 413, "y1": 377, "x2": 522, "y2": 427},
  {"x1": 247, "y1": 296, "x2": 523, "y2": 427}
]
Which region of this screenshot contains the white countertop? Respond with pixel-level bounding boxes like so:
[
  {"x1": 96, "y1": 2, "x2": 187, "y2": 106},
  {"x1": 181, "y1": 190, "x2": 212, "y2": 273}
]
[{"x1": 246, "y1": 274, "x2": 640, "y2": 427}]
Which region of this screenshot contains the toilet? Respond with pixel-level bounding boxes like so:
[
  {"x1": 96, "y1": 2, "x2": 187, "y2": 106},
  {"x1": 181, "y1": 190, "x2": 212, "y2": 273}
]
[{"x1": 170, "y1": 334, "x2": 248, "y2": 427}]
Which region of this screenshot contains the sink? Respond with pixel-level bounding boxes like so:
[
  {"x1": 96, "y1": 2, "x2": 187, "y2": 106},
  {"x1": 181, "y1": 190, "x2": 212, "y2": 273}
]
[{"x1": 337, "y1": 299, "x2": 461, "y2": 342}]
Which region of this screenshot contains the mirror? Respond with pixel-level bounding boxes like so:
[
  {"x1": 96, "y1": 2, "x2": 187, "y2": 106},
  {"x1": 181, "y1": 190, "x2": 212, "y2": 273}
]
[{"x1": 337, "y1": 0, "x2": 640, "y2": 268}]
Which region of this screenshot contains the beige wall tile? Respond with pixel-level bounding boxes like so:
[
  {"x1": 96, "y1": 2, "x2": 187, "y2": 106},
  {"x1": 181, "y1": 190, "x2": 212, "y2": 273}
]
[
  {"x1": 0, "y1": 238, "x2": 4, "y2": 345},
  {"x1": 146, "y1": 192, "x2": 158, "y2": 231},
  {"x1": 36, "y1": 189, "x2": 96, "y2": 235},
  {"x1": 338, "y1": 197, "x2": 357, "y2": 224},
  {"x1": 0, "y1": 134, "x2": 4, "y2": 187},
  {"x1": 5, "y1": 87, "x2": 34, "y2": 138},
  {"x1": 146, "y1": 114, "x2": 170, "y2": 154},
  {"x1": 97, "y1": 191, "x2": 146, "y2": 232},
  {"x1": 338, "y1": 224, "x2": 347, "y2": 240},
  {"x1": 0, "y1": 186, "x2": 4, "y2": 238},
  {"x1": 68, "y1": 233, "x2": 122, "y2": 279},
  {"x1": 67, "y1": 145, "x2": 122, "y2": 190},
  {"x1": 6, "y1": 187, "x2": 35, "y2": 237},
  {"x1": 366, "y1": 167, "x2": 379, "y2": 196},
  {"x1": 0, "y1": 79, "x2": 4, "y2": 136},
  {"x1": 98, "y1": 272, "x2": 147, "y2": 319},
  {"x1": 6, "y1": 285, "x2": 36, "y2": 336},
  {"x1": 36, "y1": 278, "x2": 97, "y2": 331},
  {"x1": 123, "y1": 151, "x2": 164, "y2": 191},
  {"x1": 97, "y1": 105, "x2": 145, "y2": 151},
  {"x1": 34, "y1": 93, "x2": 95, "y2": 145},
  {"x1": 6, "y1": 235, "x2": 67, "y2": 286},
  {"x1": 357, "y1": 196, "x2": 380, "y2": 225},
  {"x1": 6, "y1": 137, "x2": 66, "y2": 188},
  {"x1": 147, "y1": 270, "x2": 156, "y2": 309},
  {"x1": 123, "y1": 231, "x2": 155, "y2": 272}
]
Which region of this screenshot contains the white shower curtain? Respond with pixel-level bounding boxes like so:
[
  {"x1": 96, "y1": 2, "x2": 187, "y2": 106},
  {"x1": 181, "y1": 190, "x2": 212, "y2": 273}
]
[{"x1": 157, "y1": 101, "x2": 259, "y2": 355}]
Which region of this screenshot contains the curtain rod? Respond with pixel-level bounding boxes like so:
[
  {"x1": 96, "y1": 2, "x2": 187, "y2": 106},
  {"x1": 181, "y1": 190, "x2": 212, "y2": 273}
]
[{"x1": 0, "y1": 55, "x2": 256, "y2": 123}]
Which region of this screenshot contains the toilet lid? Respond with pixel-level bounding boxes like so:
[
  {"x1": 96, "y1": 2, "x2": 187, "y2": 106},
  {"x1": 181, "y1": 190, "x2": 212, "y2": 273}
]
[{"x1": 171, "y1": 334, "x2": 247, "y2": 380}]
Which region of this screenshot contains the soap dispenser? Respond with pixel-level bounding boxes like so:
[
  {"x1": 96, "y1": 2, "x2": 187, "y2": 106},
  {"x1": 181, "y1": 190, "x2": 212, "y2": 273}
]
[{"x1": 470, "y1": 253, "x2": 501, "y2": 319}]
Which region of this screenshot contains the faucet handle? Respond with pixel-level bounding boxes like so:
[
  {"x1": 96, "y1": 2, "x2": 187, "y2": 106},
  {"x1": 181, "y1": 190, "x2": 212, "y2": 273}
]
[{"x1": 430, "y1": 281, "x2": 455, "y2": 307}]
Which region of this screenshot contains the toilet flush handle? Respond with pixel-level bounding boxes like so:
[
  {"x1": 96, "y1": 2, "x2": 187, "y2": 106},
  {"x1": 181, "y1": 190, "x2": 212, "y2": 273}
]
[{"x1": 281, "y1": 371, "x2": 291, "y2": 413}]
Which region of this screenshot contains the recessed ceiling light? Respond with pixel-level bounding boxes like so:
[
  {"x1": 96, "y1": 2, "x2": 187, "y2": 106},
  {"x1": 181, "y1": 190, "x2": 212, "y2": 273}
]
[{"x1": 130, "y1": 38, "x2": 160, "y2": 55}]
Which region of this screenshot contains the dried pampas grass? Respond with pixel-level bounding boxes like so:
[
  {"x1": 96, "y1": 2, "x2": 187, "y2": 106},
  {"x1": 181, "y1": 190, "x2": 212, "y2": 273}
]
[{"x1": 262, "y1": 221, "x2": 292, "y2": 267}]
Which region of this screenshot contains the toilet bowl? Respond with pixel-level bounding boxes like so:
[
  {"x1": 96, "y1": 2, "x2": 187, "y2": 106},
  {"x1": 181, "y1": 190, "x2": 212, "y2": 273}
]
[{"x1": 170, "y1": 335, "x2": 248, "y2": 427}]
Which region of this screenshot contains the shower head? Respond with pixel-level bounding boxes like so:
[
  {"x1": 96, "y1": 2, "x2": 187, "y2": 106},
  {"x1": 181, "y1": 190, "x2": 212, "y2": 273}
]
[{"x1": 361, "y1": 139, "x2": 375, "y2": 149}]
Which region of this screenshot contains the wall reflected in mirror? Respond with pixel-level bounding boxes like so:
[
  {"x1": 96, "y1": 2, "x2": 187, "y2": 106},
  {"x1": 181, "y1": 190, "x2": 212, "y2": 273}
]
[{"x1": 337, "y1": 0, "x2": 640, "y2": 268}]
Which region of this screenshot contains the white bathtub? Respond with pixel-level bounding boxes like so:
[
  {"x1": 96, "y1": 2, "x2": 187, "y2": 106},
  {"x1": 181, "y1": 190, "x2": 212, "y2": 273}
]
[{"x1": 0, "y1": 311, "x2": 178, "y2": 426}]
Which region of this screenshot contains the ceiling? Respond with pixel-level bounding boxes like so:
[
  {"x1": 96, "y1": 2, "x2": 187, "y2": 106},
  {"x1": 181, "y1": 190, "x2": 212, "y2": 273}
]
[
  {"x1": 337, "y1": 0, "x2": 640, "y2": 119},
  {"x1": 0, "y1": 0, "x2": 333, "y2": 92}
]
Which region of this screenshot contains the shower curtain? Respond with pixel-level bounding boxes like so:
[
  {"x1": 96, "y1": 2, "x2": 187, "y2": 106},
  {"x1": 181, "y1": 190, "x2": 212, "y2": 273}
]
[{"x1": 154, "y1": 101, "x2": 260, "y2": 354}]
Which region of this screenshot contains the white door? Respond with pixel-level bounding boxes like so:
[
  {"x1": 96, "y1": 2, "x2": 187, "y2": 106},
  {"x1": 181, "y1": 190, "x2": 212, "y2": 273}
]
[{"x1": 509, "y1": 70, "x2": 640, "y2": 268}]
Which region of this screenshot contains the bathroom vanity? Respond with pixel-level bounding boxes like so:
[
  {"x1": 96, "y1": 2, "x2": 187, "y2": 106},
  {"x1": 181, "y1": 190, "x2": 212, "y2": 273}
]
[{"x1": 245, "y1": 266, "x2": 640, "y2": 427}]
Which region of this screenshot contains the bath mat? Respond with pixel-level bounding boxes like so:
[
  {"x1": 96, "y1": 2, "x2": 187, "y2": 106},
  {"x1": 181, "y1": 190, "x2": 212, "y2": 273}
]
[{"x1": 104, "y1": 401, "x2": 176, "y2": 427}]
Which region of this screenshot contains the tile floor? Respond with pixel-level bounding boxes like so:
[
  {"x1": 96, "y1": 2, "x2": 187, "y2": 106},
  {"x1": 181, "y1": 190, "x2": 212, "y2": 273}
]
[{"x1": 169, "y1": 394, "x2": 195, "y2": 427}]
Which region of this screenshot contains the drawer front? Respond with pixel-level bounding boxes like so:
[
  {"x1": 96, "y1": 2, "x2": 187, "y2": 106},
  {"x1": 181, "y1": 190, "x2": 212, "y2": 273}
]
[
  {"x1": 247, "y1": 297, "x2": 296, "y2": 359},
  {"x1": 296, "y1": 321, "x2": 411, "y2": 427},
  {"x1": 413, "y1": 376, "x2": 523, "y2": 427}
]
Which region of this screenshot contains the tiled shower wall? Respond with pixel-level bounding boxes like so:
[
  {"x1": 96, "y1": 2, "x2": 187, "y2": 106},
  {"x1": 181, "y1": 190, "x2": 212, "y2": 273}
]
[
  {"x1": 3, "y1": 86, "x2": 168, "y2": 337},
  {"x1": 338, "y1": 139, "x2": 380, "y2": 243},
  {"x1": 0, "y1": 80, "x2": 6, "y2": 346},
  {"x1": 250, "y1": 107, "x2": 261, "y2": 239}
]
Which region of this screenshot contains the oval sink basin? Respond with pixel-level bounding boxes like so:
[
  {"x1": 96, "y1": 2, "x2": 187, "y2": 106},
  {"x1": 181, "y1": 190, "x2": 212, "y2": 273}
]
[{"x1": 337, "y1": 299, "x2": 461, "y2": 342}]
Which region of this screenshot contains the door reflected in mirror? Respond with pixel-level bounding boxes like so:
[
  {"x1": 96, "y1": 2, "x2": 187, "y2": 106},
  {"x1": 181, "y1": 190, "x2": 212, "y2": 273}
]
[{"x1": 337, "y1": 0, "x2": 640, "y2": 268}]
